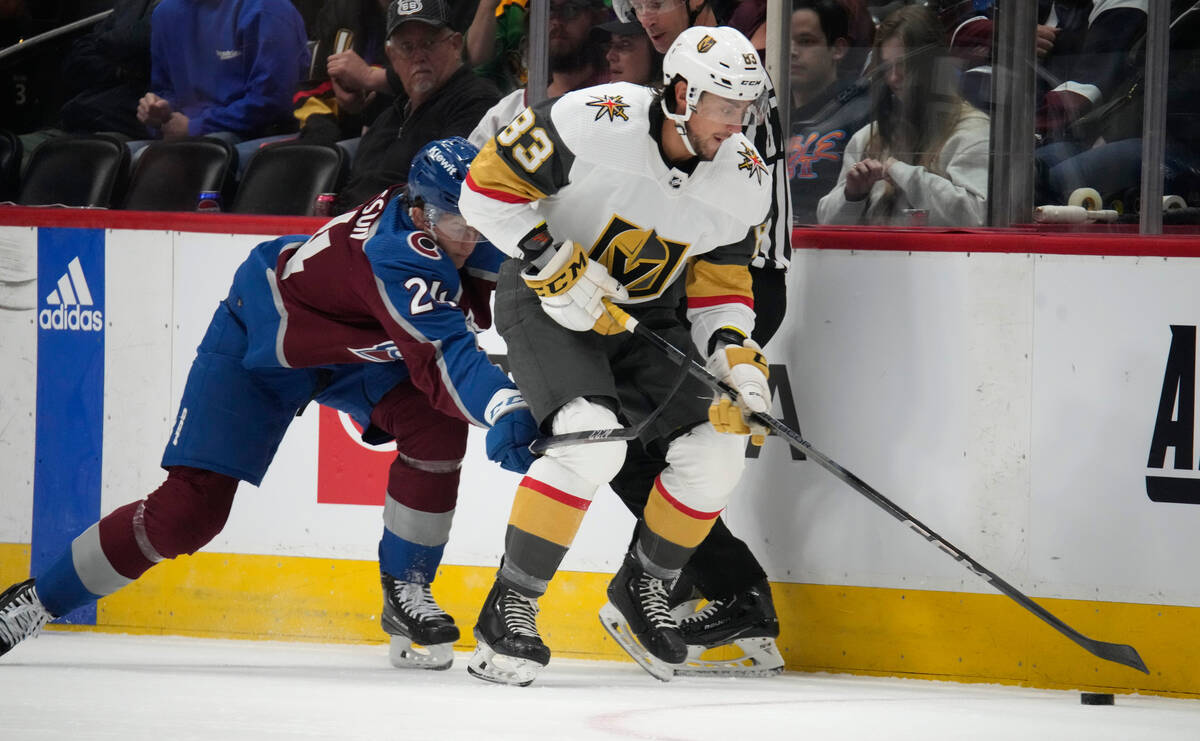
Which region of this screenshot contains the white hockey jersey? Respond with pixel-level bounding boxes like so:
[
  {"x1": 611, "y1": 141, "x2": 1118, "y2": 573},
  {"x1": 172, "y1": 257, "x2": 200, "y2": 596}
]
[{"x1": 460, "y1": 82, "x2": 773, "y2": 346}]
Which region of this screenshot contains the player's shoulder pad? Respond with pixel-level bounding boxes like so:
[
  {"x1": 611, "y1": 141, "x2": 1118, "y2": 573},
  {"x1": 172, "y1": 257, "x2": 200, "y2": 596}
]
[{"x1": 549, "y1": 82, "x2": 654, "y2": 158}]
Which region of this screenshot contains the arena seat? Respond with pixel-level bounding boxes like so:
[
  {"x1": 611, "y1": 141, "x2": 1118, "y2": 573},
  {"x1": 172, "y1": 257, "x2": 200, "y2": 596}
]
[
  {"x1": 0, "y1": 129, "x2": 21, "y2": 202},
  {"x1": 17, "y1": 134, "x2": 129, "y2": 207},
  {"x1": 230, "y1": 142, "x2": 344, "y2": 216},
  {"x1": 121, "y1": 137, "x2": 235, "y2": 212}
]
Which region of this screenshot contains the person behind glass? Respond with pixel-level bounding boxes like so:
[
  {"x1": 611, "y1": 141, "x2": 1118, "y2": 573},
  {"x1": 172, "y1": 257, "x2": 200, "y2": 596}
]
[
  {"x1": 546, "y1": 0, "x2": 612, "y2": 93},
  {"x1": 296, "y1": 0, "x2": 484, "y2": 143},
  {"x1": 293, "y1": 0, "x2": 396, "y2": 144},
  {"x1": 16, "y1": 0, "x2": 160, "y2": 168},
  {"x1": 596, "y1": 18, "x2": 661, "y2": 85},
  {"x1": 467, "y1": 0, "x2": 530, "y2": 94},
  {"x1": 816, "y1": 4, "x2": 989, "y2": 226},
  {"x1": 335, "y1": 0, "x2": 501, "y2": 213},
  {"x1": 1034, "y1": 1, "x2": 1200, "y2": 210},
  {"x1": 135, "y1": 0, "x2": 308, "y2": 142},
  {"x1": 467, "y1": 0, "x2": 611, "y2": 147},
  {"x1": 787, "y1": 0, "x2": 871, "y2": 225}
]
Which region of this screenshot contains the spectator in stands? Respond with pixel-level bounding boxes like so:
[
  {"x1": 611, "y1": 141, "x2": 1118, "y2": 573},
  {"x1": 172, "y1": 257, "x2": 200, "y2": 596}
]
[
  {"x1": 817, "y1": 4, "x2": 990, "y2": 226},
  {"x1": 135, "y1": 0, "x2": 308, "y2": 143},
  {"x1": 294, "y1": 0, "x2": 396, "y2": 144},
  {"x1": 296, "y1": 0, "x2": 482, "y2": 142},
  {"x1": 788, "y1": 0, "x2": 872, "y2": 224},
  {"x1": 468, "y1": 0, "x2": 529, "y2": 93},
  {"x1": 17, "y1": 0, "x2": 160, "y2": 167},
  {"x1": 546, "y1": 0, "x2": 611, "y2": 90},
  {"x1": 467, "y1": 0, "x2": 613, "y2": 149},
  {"x1": 596, "y1": 19, "x2": 660, "y2": 84},
  {"x1": 945, "y1": 1, "x2": 1146, "y2": 129},
  {"x1": 334, "y1": 0, "x2": 501, "y2": 212},
  {"x1": 1035, "y1": 1, "x2": 1200, "y2": 211}
]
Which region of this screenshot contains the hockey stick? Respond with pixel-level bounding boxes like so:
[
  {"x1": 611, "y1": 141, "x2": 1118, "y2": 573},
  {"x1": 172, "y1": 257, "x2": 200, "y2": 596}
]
[
  {"x1": 600, "y1": 300, "x2": 1150, "y2": 675},
  {"x1": 528, "y1": 331, "x2": 696, "y2": 454}
]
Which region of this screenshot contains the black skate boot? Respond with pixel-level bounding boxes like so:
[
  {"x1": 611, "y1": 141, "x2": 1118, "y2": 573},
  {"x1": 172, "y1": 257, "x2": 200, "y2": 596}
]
[
  {"x1": 380, "y1": 573, "x2": 459, "y2": 670},
  {"x1": 675, "y1": 579, "x2": 784, "y2": 677},
  {"x1": 467, "y1": 580, "x2": 550, "y2": 686},
  {"x1": 0, "y1": 579, "x2": 54, "y2": 658},
  {"x1": 599, "y1": 551, "x2": 687, "y2": 681}
]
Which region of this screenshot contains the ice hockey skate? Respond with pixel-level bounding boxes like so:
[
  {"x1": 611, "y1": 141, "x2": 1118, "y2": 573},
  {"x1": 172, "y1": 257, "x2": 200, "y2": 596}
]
[
  {"x1": 673, "y1": 580, "x2": 784, "y2": 677},
  {"x1": 599, "y1": 551, "x2": 687, "y2": 681},
  {"x1": 380, "y1": 574, "x2": 459, "y2": 670},
  {"x1": 0, "y1": 579, "x2": 54, "y2": 658},
  {"x1": 467, "y1": 580, "x2": 550, "y2": 686}
]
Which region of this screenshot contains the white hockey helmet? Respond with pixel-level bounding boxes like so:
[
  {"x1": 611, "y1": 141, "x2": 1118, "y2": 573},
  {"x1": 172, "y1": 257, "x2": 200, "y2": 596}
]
[{"x1": 661, "y1": 26, "x2": 768, "y2": 127}]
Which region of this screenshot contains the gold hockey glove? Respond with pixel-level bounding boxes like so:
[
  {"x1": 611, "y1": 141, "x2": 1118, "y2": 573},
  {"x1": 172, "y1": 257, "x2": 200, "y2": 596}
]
[
  {"x1": 706, "y1": 338, "x2": 770, "y2": 446},
  {"x1": 522, "y1": 241, "x2": 629, "y2": 333}
]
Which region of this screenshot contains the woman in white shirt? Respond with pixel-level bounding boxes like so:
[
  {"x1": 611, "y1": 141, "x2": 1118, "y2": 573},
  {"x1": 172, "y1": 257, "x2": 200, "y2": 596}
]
[{"x1": 817, "y1": 4, "x2": 990, "y2": 227}]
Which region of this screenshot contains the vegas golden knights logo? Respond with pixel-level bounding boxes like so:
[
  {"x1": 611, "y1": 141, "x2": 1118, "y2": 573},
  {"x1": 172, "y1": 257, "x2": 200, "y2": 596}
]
[
  {"x1": 697, "y1": 35, "x2": 716, "y2": 53},
  {"x1": 588, "y1": 216, "x2": 688, "y2": 299}
]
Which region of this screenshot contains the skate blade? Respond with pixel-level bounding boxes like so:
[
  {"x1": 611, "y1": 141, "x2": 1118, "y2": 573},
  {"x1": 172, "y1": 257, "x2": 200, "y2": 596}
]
[
  {"x1": 674, "y1": 636, "x2": 785, "y2": 677},
  {"x1": 388, "y1": 636, "x2": 454, "y2": 671},
  {"x1": 597, "y1": 602, "x2": 677, "y2": 682},
  {"x1": 466, "y1": 640, "x2": 544, "y2": 687}
]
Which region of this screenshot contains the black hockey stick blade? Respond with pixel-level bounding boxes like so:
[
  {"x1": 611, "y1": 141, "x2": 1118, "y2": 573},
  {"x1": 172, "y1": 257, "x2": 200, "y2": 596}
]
[
  {"x1": 600, "y1": 301, "x2": 1150, "y2": 675},
  {"x1": 528, "y1": 423, "x2": 643, "y2": 454},
  {"x1": 528, "y1": 324, "x2": 695, "y2": 455}
]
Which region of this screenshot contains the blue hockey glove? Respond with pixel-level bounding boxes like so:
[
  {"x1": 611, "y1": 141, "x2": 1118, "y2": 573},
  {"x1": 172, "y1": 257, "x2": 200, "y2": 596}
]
[{"x1": 485, "y1": 390, "x2": 539, "y2": 474}]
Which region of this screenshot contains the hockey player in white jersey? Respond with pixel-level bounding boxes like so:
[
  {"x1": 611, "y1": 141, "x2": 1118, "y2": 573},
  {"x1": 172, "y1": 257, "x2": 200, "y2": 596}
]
[{"x1": 458, "y1": 25, "x2": 774, "y2": 685}]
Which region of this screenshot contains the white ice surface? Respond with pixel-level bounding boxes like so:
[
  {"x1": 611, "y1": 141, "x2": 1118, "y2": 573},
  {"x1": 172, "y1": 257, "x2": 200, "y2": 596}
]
[{"x1": 1, "y1": 631, "x2": 1198, "y2": 740}]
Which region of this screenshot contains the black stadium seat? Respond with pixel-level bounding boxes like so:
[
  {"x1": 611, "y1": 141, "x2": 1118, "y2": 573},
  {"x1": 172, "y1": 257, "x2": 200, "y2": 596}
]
[
  {"x1": 122, "y1": 137, "x2": 235, "y2": 212},
  {"x1": 0, "y1": 129, "x2": 21, "y2": 202},
  {"x1": 231, "y1": 142, "x2": 345, "y2": 216},
  {"x1": 17, "y1": 134, "x2": 129, "y2": 207}
]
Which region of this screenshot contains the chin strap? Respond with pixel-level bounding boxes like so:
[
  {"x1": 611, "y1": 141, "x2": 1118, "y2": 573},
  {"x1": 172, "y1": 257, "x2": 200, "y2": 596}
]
[
  {"x1": 674, "y1": 120, "x2": 697, "y2": 157},
  {"x1": 661, "y1": 98, "x2": 698, "y2": 157}
]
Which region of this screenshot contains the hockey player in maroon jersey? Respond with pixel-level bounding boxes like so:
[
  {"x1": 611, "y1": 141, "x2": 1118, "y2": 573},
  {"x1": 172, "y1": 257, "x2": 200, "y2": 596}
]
[{"x1": 0, "y1": 138, "x2": 538, "y2": 670}]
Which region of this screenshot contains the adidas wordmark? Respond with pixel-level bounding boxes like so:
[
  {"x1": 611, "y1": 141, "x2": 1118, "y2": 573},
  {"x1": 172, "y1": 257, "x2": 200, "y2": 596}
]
[{"x1": 39, "y1": 257, "x2": 103, "y2": 332}]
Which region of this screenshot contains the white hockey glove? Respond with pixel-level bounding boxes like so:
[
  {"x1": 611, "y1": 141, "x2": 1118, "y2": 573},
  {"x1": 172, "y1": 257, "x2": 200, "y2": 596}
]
[
  {"x1": 706, "y1": 336, "x2": 770, "y2": 446},
  {"x1": 522, "y1": 241, "x2": 629, "y2": 333}
]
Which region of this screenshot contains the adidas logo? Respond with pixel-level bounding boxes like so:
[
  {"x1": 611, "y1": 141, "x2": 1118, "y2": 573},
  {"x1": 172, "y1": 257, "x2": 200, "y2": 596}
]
[{"x1": 39, "y1": 256, "x2": 103, "y2": 332}]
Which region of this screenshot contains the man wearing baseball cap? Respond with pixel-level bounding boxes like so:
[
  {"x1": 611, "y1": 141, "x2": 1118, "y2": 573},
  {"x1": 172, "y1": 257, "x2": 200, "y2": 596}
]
[{"x1": 336, "y1": 0, "x2": 502, "y2": 212}]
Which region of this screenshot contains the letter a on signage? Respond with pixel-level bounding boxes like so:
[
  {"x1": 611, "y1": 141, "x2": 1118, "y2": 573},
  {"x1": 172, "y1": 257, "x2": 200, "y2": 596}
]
[{"x1": 1146, "y1": 325, "x2": 1200, "y2": 503}]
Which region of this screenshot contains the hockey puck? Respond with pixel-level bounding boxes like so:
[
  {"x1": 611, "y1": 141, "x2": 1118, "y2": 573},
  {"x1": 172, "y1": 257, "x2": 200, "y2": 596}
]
[{"x1": 1080, "y1": 692, "x2": 1115, "y2": 705}]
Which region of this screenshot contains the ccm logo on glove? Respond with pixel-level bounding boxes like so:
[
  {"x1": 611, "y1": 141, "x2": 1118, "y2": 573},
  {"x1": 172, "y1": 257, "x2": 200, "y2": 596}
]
[{"x1": 521, "y1": 241, "x2": 629, "y2": 333}]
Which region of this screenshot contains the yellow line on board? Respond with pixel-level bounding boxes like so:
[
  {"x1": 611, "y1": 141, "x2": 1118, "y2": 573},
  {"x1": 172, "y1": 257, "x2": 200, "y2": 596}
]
[{"x1": 1, "y1": 544, "x2": 1196, "y2": 697}]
